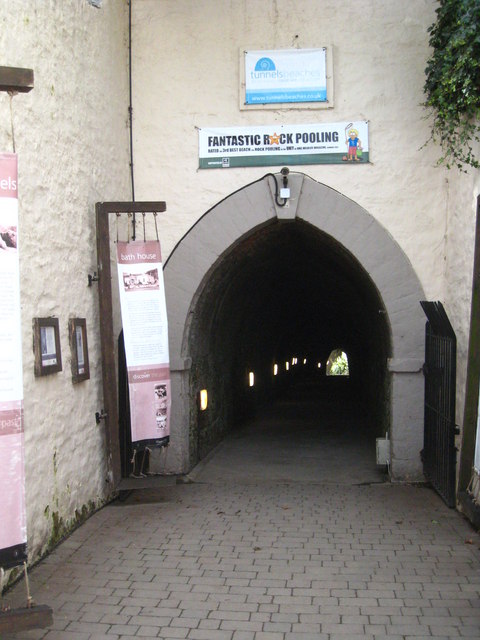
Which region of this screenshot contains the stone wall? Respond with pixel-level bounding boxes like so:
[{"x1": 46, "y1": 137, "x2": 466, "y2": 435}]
[{"x1": 0, "y1": 0, "x2": 130, "y2": 569}]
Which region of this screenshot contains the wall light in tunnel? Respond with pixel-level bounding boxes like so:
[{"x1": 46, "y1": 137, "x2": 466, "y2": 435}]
[
  {"x1": 285, "y1": 361, "x2": 290, "y2": 371},
  {"x1": 199, "y1": 389, "x2": 208, "y2": 411},
  {"x1": 249, "y1": 372, "x2": 255, "y2": 387},
  {"x1": 273, "y1": 363, "x2": 278, "y2": 376},
  {"x1": 303, "y1": 358, "x2": 307, "y2": 365},
  {"x1": 317, "y1": 362, "x2": 322, "y2": 368}
]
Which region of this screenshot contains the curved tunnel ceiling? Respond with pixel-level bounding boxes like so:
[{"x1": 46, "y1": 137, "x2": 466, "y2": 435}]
[{"x1": 191, "y1": 218, "x2": 391, "y2": 377}]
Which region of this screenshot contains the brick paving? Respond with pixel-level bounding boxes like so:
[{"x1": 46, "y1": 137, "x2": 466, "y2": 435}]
[
  {"x1": 2, "y1": 478, "x2": 480, "y2": 639},
  {"x1": 2, "y1": 391, "x2": 480, "y2": 639}
]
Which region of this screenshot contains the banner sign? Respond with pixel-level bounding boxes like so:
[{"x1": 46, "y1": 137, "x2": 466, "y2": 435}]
[
  {"x1": 117, "y1": 241, "x2": 171, "y2": 448},
  {"x1": 199, "y1": 121, "x2": 369, "y2": 169},
  {"x1": 0, "y1": 153, "x2": 27, "y2": 570},
  {"x1": 245, "y1": 48, "x2": 327, "y2": 104}
]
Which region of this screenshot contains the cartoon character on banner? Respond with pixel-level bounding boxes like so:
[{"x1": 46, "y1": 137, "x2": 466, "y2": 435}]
[{"x1": 343, "y1": 126, "x2": 362, "y2": 162}]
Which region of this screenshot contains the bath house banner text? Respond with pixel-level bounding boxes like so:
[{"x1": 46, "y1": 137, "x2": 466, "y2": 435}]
[
  {"x1": 117, "y1": 241, "x2": 171, "y2": 450},
  {"x1": 198, "y1": 121, "x2": 369, "y2": 169},
  {"x1": 0, "y1": 153, "x2": 27, "y2": 570}
]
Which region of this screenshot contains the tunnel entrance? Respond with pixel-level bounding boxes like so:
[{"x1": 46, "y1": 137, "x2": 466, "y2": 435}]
[
  {"x1": 163, "y1": 173, "x2": 426, "y2": 480},
  {"x1": 187, "y1": 220, "x2": 390, "y2": 468}
]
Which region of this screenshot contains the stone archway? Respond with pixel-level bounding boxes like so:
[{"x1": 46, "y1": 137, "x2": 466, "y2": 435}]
[{"x1": 162, "y1": 172, "x2": 426, "y2": 481}]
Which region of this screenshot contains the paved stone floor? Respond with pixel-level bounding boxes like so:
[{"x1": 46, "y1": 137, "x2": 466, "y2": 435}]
[{"x1": 2, "y1": 386, "x2": 480, "y2": 639}]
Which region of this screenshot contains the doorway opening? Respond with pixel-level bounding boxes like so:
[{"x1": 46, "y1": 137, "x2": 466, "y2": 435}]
[
  {"x1": 185, "y1": 219, "x2": 391, "y2": 468},
  {"x1": 326, "y1": 349, "x2": 350, "y2": 376}
]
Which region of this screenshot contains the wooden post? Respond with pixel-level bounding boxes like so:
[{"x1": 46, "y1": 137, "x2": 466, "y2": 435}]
[
  {"x1": 458, "y1": 196, "x2": 480, "y2": 493},
  {"x1": 96, "y1": 203, "x2": 121, "y2": 485}
]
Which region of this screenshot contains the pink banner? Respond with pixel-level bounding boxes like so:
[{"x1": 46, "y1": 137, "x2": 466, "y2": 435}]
[
  {"x1": 0, "y1": 154, "x2": 27, "y2": 570},
  {"x1": 0, "y1": 154, "x2": 17, "y2": 198},
  {"x1": 117, "y1": 241, "x2": 171, "y2": 448}
]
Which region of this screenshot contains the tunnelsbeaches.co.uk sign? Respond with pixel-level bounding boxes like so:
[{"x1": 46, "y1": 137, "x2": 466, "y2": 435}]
[
  {"x1": 244, "y1": 48, "x2": 327, "y2": 104},
  {"x1": 198, "y1": 121, "x2": 369, "y2": 169}
]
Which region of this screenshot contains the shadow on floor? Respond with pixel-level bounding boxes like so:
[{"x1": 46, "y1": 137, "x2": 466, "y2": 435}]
[{"x1": 120, "y1": 377, "x2": 387, "y2": 505}]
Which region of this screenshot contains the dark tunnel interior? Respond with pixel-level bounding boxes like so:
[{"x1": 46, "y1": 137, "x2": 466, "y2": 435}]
[{"x1": 187, "y1": 218, "x2": 391, "y2": 466}]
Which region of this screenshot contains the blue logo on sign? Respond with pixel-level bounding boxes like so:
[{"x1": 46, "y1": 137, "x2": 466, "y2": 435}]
[{"x1": 254, "y1": 57, "x2": 276, "y2": 71}]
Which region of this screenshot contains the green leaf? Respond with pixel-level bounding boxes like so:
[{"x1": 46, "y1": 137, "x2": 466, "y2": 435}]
[{"x1": 423, "y1": 0, "x2": 480, "y2": 171}]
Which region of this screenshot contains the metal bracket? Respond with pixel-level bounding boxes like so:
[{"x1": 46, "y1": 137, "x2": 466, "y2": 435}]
[
  {"x1": 88, "y1": 272, "x2": 99, "y2": 287},
  {"x1": 95, "y1": 410, "x2": 108, "y2": 425},
  {"x1": 0, "y1": 67, "x2": 34, "y2": 93}
]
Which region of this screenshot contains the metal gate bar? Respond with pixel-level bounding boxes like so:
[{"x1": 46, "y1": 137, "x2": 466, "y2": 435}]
[{"x1": 420, "y1": 301, "x2": 457, "y2": 507}]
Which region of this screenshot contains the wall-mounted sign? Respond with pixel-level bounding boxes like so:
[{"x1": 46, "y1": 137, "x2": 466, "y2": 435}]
[
  {"x1": 69, "y1": 318, "x2": 90, "y2": 383},
  {"x1": 245, "y1": 48, "x2": 327, "y2": 104},
  {"x1": 33, "y1": 317, "x2": 62, "y2": 376},
  {"x1": 198, "y1": 121, "x2": 369, "y2": 169}
]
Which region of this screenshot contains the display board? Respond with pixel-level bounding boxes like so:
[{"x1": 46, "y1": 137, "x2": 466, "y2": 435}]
[
  {"x1": 0, "y1": 153, "x2": 27, "y2": 570},
  {"x1": 117, "y1": 241, "x2": 170, "y2": 448}
]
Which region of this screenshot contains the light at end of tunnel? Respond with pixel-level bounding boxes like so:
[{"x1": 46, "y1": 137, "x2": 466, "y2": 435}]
[
  {"x1": 249, "y1": 371, "x2": 255, "y2": 387},
  {"x1": 199, "y1": 389, "x2": 208, "y2": 411},
  {"x1": 273, "y1": 363, "x2": 278, "y2": 376},
  {"x1": 286, "y1": 361, "x2": 290, "y2": 371}
]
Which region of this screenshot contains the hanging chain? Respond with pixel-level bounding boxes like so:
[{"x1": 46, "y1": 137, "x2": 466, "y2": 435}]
[{"x1": 113, "y1": 211, "x2": 162, "y2": 244}]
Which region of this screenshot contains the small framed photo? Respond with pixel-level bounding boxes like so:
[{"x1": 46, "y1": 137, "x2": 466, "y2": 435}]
[
  {"x1": 69, "y1": 318, "x2": 90, "y2": 383},
  {"x1": 33, "y1": 317, "x2": 62, "y2": 377}
]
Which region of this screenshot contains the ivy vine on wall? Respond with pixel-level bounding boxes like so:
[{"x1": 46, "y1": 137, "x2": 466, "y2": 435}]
[{"x1": 423, "y1": 0, "x2": 480, "y2": 170}]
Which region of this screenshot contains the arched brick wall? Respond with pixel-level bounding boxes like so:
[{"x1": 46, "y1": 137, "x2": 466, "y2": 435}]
[{"x1": 162, "y1": 173, "x2": 426, "y2": 480}]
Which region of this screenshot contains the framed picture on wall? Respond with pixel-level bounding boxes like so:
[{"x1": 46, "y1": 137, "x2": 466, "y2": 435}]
[
  {"x1": 33, "y1": 317, "x2": 62, "y2": 377},
  {"x1": 68, "y1": 318, "x2": 90, "y2": 383}
]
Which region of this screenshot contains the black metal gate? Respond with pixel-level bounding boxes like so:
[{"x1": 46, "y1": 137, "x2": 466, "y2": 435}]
[{"x1": 420, "y1": 301, "x2": 458, "y2": 507}]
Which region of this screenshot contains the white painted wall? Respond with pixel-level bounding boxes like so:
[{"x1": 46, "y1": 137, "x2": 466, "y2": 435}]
[
  {"x1": 132, "y1": 0, "x2": 447, "y2": 301},
  {"x1": 0, "y1": 0, "x2": 130, "y2": 567}
]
